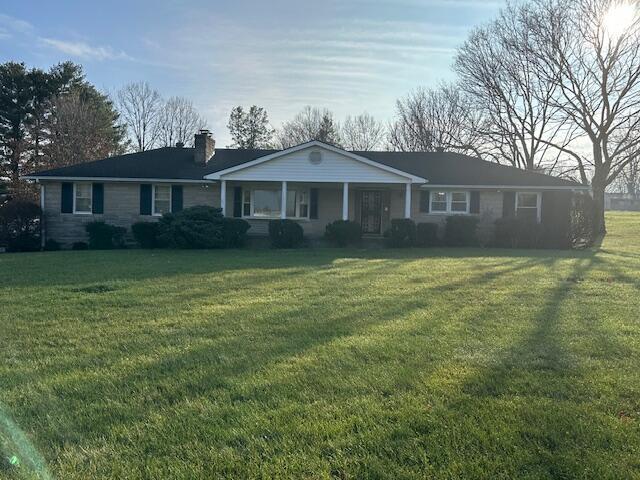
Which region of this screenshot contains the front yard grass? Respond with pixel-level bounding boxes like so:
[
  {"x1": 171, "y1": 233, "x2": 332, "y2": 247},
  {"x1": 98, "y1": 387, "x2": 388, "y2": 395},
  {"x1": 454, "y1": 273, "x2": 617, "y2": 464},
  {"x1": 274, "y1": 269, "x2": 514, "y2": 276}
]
[{"x1": 1, "y1": 212, "x2": 639, "y2": 479}]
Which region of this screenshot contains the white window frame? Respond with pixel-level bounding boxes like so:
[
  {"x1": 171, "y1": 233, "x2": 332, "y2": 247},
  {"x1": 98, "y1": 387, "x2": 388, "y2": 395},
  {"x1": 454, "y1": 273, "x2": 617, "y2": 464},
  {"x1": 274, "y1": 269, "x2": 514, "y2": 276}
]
[
  {"x1": 73, "y1": 182, "x2": 93, "y2": 215},
  {"x1": 515, "y1": 192, "x2": 542, "y2": 222},
  {"x1": 244, "y1": 188, "x2": 281, "y2": 219},
  {"x1": 429, "y1": 191, "x2": 470, "y2": 214},
  {"x1": 242, "y1": 187, "x2": 310, "y2": 220},
  {"x1": 286, "y1": 189, "x2": 310, "y2": 219},
  {"x1": 152, "y1": 184, "x2": 172, "y2": 216}
]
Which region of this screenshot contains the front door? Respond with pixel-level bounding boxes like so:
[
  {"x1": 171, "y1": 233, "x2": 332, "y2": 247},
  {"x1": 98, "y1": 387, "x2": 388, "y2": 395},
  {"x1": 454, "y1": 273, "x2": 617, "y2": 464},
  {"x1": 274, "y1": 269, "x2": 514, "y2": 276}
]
[{"x1": 361, "y1": 190, "x2": 382, "y2": 234}]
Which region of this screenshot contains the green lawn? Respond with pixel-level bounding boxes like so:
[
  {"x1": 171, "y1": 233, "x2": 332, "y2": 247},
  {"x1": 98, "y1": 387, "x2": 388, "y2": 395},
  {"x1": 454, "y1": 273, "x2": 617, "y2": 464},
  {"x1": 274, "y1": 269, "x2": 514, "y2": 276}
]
[{"x1": 1, "y1": 212, "x2": 639, "y2": 479}]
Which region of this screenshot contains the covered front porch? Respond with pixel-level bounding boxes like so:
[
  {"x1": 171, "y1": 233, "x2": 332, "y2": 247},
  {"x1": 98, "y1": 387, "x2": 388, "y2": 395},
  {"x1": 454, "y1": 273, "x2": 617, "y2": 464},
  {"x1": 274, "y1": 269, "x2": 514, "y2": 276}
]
[
  {"x1": 204, "y1": 141, "x2": 427, "y2": 237},
  {"x1": 218, "y1": 181, "x2": 415, "y2": 237}
]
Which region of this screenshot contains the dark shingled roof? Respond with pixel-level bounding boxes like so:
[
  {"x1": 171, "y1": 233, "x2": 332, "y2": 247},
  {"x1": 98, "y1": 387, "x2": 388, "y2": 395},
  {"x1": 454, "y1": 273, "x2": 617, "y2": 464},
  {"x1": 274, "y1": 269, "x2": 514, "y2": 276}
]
[{"x1": 28, "y1": 146, "x2": 582, "y2": 188}]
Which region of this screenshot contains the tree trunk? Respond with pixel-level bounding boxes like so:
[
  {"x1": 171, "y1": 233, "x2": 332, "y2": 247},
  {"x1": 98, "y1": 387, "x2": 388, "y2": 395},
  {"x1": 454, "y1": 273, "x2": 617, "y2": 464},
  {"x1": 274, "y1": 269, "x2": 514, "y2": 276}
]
[{"x1": 591, "y1": 181, "x2": 606, "y2": 235}]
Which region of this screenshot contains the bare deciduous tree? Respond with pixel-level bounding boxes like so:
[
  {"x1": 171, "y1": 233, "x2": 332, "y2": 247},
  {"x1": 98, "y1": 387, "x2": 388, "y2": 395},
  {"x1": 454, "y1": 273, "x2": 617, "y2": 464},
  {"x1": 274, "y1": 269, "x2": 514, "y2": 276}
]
[
  {"x1": 454, "y1": 3, "x2": 573, "y2": 172},
  {"x1": 277, "y1": 106, "x2": 341, "y2": 148},
  {"x1": 528, "y1": 0, "x2": 640, "y2": 232},
  {"x1": 116, "y1": 81, "x2": 162, "y2": 152},
  {"x1": 388, "y1": 85, "x2": 486, "y2": 157},
  {"x1": 611, "y1": 150, "x2": 640, "y2": 197},
  {"x1": 341, "y1": 113, "x2": 386, "y2": 151},
  {"x1": 158, "y1": 97, "x2": 207, "y2": 148}
]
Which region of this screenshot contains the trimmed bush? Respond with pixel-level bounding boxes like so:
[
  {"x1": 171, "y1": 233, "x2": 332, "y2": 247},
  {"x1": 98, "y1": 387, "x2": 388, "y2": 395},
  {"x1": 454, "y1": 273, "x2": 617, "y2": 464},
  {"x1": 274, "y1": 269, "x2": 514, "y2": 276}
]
[
  {"x1": 72, "y1": 241, "x2": 88, "y2": 250},
  {"x1": 156, "y1": 205, "x2": 250, "y2": 249},
  {"x1": 494, "y1": 217, "x2": 544, "y2": 249},
  {"x1": 43, "y1": 239, "x2": 61, "y2": 251},
  {"x1": 221, "y1": 218, "x2": 251, "y2": 248},
  {"x1": 268, "y1": 219, "x2": 304, "y2": 248},
  {"x1": 0, "y1": 199, "x2": 41, "y2": 252},
  {"x1": 158, "y1": 206, "x2": 219, "y2": 249},
  {"x1": 385, "y1": 219, "x2": 416, "y2": 247},
  {"x1": 85, "y1": 221, "x2": 126, "y2": 250},
  {"x1": 132, "y1": 221, "x2": 160, "y2": 249},
  {"x1": 444, "y1": 216, "x2": 479, "y2": 247},
  {"x1": 416, "y1": 222, "x2": 439, "y2": 247},
  {"x1": 325, "y1": 220, "x2": 362, "y2": 247}
]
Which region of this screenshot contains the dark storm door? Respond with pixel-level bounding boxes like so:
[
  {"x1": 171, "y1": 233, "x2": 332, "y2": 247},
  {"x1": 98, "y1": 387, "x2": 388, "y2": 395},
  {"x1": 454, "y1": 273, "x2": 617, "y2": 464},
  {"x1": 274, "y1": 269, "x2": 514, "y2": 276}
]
[{"x1": 361, "y1": 190, "x2": 383, "y2": 234}]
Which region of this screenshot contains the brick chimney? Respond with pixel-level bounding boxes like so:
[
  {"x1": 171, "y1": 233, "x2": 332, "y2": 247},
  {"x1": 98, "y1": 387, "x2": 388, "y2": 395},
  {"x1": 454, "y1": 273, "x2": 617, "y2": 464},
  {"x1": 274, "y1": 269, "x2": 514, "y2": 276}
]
[{"x1": 194, "y1": 129, "x2": 215, "y2": 164}]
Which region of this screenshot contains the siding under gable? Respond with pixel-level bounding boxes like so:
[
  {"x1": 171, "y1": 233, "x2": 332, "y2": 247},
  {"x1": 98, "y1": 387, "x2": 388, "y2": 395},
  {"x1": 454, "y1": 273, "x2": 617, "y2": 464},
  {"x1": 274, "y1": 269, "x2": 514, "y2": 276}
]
[{"x1": 219, "y1": 147, "x2": 411, "y2": 183}]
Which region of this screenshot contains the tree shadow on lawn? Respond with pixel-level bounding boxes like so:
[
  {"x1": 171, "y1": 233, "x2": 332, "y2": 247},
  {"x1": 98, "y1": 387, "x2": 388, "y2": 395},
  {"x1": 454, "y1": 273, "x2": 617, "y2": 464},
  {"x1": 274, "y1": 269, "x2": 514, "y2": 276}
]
[
  {"x1": 8, "y1": 256, "x2": 556, "y2": 387},
  {"x1": 2, "y1": 246, "x2": 620, "y2": 476},
  {"x1": 442, "y1": 255, "x2": 637, "y2": 477},
  {"x1": 2, "y1": 260, "x2": 450, "y2": 455},
  {"x1": 8, "y1": 255, "x2": 570, "y2": 476},
  {"x1": 0, "y1": 245, "x2": 591, "y2": 289}
]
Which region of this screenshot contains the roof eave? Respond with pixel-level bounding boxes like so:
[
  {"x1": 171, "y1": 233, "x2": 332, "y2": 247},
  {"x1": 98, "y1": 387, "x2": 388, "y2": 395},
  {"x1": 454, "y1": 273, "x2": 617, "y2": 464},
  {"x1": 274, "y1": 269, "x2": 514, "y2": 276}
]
[
  {"x1": 22, "y1": 175, "x2": 214, "y2": 184},
  {"x1": 419, "y1": 184, "x2": 589, "y2": 190}
]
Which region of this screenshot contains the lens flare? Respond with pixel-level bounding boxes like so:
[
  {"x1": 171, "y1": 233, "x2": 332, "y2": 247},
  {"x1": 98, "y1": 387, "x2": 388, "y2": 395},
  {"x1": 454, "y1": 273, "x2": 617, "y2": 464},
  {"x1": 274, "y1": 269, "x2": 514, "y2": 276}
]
[
  {"x1": 603, "y1": 2, "x2": 639, "y2": 38},
  {"x1": 1, "y1": 404, "x2": 52, "y2": 480}
]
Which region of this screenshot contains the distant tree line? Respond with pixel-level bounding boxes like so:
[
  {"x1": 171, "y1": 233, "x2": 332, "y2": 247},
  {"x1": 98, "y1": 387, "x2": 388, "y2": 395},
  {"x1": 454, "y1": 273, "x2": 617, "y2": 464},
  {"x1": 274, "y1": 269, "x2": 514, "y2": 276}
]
[{"x1": 227, "y1": 105, "x2": 386, "y2": 151}]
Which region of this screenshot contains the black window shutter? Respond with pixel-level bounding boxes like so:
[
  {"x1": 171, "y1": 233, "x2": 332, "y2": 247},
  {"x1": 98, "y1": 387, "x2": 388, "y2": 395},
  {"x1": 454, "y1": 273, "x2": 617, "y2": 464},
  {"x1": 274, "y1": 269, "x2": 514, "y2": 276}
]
[
  {"x1": 171, "y1": 185, "x2": 183, "y2": 212},
  {"x1": 233, "y1": 186, "x2": 242, "y2": 217},
  {"x1": 61, "y1": 182, "x2": 73, "y2": 213},
  {"x1": 92, "y1": 183, "x2": 104, "y2": 214},
  {"x1": 140, "y1": 184, "x2": 152, "y2": 215},
  {"x1": 503, "y1": 191, "x2": 516, "y2": 218},
  {"x1": 419, "y1": 190, "x2": 430, "y2": 213},
  {"x1": 310, "y1": 188, "x2": 319, "y2": 219},
  {"x1": 470, "y1": 191, "x2": 480, "y2": 214}
]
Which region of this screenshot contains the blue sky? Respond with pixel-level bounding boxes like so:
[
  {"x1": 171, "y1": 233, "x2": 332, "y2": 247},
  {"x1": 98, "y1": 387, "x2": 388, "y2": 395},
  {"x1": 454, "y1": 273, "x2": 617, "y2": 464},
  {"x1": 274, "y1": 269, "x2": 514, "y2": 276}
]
[{"x1": 1, "y1": 0, "x2": 503, "y2": 146}]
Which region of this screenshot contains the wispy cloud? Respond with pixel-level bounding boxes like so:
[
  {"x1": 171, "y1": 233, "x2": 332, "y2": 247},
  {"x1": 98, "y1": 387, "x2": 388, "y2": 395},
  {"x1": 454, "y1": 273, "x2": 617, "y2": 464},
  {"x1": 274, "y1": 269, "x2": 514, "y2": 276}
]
[
  {"x1": 0, "y1": 13, "x2": 34, "y2": 34},
  {"x1": 40, "y1": 38, "x2": 132, "y2": 61}
]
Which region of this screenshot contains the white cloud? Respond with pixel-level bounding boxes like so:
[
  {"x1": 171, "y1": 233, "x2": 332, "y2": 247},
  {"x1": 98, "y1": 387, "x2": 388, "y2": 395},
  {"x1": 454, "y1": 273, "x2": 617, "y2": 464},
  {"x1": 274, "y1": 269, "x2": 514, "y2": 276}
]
[
  {"x1": 40, "y1": 37, "x2": 132, "y2": 61},
  {"x1": 0, "y1": 13, "x2": 34, "y2": 34}
]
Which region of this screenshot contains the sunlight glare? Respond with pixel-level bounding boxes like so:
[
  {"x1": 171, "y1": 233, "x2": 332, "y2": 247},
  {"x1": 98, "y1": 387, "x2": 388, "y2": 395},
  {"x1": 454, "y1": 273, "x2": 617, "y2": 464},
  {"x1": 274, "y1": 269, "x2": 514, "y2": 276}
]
[{"x1": 603, "y1": 2, "x2": 639, "y2": 38}]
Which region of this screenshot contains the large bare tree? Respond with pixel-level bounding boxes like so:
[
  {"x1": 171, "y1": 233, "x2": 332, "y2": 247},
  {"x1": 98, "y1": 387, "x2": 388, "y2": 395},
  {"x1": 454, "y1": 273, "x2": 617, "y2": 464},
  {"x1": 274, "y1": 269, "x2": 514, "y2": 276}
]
[
  {"x1": 454, "y1": 3, "x2": 574, "y2": 172},
  {"x1": 388, "y1": 85, "x2": 486, "y2": 157},
  {"x1": 116, "y1": 81, "x2": 162, "y2": 152},
  {"x1": 527, "y1": 0, "x2": 640, "y2": 232},
  {"x1": 158, "y1": 97, "x2": 207, "y2": 148},
  {"x1": 341, "y1": 113, "x2": 386, "y2": 151}
]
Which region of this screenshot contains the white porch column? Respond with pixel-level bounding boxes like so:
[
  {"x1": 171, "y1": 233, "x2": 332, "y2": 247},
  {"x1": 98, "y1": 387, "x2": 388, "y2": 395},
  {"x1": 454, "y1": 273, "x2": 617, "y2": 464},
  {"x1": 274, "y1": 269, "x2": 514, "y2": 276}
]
[
  {"x1": 404, "y1": 183, "x2": 412, "y2": 219},
  {"x1": 220, "y1": 180, "x2": 227, "y2": 216},
  {"x1": 281, "y1": 181, "x2": 287, "y2": 219},
  {"x1": 342, "y1": 182, "x2": 349, "y2": 220}
]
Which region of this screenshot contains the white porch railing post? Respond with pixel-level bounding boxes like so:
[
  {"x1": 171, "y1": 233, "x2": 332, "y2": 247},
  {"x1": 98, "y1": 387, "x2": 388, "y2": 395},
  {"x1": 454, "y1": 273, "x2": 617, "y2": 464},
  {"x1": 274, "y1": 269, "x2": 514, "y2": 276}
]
[
  {"x1": 343, "y1": 182, "x2": 349, "y2": 220},
  {"x1": 220, "y1": 180, "x2": 227, "y2": 216},
  {"x1": 404, "y1": 183, "x2": 412, "y2": 219},
  {"x1": 281, "y1": 181, "x2": 287, "y2": 219}
]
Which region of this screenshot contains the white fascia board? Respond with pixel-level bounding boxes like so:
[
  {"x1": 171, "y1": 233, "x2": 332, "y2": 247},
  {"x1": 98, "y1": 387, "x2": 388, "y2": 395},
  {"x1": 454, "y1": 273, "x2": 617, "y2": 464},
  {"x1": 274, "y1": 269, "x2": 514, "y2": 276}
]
[{"x1": 204, "y1": 140, "x2": 427, "y2": 184}]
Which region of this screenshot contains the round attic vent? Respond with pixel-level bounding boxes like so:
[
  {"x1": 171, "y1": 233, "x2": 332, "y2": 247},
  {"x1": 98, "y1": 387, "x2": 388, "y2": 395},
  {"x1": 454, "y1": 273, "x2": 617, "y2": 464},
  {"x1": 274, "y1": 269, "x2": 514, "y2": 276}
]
[{"x1": 309, "y1": 150, "x2": 322, "y2": 165}]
